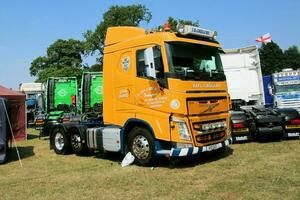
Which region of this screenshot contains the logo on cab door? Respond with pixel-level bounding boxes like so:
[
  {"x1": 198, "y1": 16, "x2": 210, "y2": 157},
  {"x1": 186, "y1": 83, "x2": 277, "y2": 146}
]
[{"x1": 192, "y1": 83, "x2": 221, "y2": 88}]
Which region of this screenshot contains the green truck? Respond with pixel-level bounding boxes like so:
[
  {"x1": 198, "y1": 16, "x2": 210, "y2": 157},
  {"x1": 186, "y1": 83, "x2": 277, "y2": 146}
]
[
  {"x1": 81, "y1": 72, "x2": 103, "y2": 115},
  {"x1": 36, "y1": 77, "x2": 78, "y2": 134},
  {"x1": 37, "y1": 73, "x2": 103, "y2": 135},
  {"x1": 46, "y1": 77, "x2": 78, "y2": 113}
]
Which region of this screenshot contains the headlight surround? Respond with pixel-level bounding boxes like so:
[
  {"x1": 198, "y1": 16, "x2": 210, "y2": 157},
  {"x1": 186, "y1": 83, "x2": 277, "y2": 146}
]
[{"x1": 172, "y1": 117, "x2": 191, "y2": 141}]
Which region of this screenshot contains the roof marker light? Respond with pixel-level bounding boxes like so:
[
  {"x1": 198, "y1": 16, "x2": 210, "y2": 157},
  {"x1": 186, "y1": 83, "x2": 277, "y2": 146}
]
[{"x1": 164, "y1": 21, "x2": 171, "y2": 31}]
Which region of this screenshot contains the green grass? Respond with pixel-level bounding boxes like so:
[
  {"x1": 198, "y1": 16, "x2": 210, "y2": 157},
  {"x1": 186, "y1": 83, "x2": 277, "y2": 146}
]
[{"x1": 0, "y1": 129, "x2": 299, "y2": 200}]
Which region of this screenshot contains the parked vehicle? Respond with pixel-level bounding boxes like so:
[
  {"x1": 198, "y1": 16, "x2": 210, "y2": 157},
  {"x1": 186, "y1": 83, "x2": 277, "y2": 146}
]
[
  {"x1": 241, "y1": 106, "x2": 283, "y2": 140},
  {"x1": 263, "y1": 69, "x2": 300, "y2": 111},
  {"x1": 230, "y1": 111, "x2": 251, "y2": 142},
  {"x1": 221, "y1": 45, "x2": 265, "y2": 110},
  {"x1": 222, "y1": 47, "x2": 300, "y2": 141},
  {"x1": 19, "y1": 83, "x2": 44, "y2": 127},
  {"x1": 275, "y1": 108, "x2": 300, "y2": 138},
  {"x1": 47, "y1": 24, "x2": 232, "y2": 166},
  {"x1": 37, "y1": 77, "x2": 78, "y2": 134},
  {"x1": 80, "y1": 72, "x2": 103, "y2": 120}
]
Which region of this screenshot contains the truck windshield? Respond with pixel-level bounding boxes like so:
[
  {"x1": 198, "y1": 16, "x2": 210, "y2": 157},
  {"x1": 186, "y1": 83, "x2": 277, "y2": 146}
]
[
  {"x1": 165, "y1": 42, "x2": 226, "y2": 81},
  {"x1": 275, "y1": 84, "x2": 300, "y2": 93}
]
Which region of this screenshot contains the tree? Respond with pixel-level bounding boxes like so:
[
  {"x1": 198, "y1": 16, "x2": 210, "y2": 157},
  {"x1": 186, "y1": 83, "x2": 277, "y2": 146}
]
[
  {"x1": 83, "y1": 4, "x2": 152, "y2": 67},
  {"x1": 158, "y1": 17, "x2": 199, "y2": 32},
  {"x1": 283, "y1": 45, "x2": 300, "y2": 69},
  {"x1": 89, "y1": 64, "x2": 102, "y2": 72},
  {"x1": 259, "y1": 41, "x2": 285, "y2": 75},
  {"x1": 30, "y1": 39, "x2": 85, "y2": 82}
]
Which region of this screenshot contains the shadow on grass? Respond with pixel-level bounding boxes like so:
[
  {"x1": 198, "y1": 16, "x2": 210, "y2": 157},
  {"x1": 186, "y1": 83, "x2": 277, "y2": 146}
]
[
  {"x1": 93, "y1": 151, "x2": 122, "y2": 164},
  {"x1": 27, "y1": 134, "x2": 39, "y2": 140},
  {"x1": 256, "y1": 137, "x2": 282, "y2": 143},
  {"x1": 8, "y1": 146, "x2": 35, "y2": 162},
  {"x1": 39, "y1": 137, "x2": 50, "y2": 141},
  {"x1": 156, "y1": 147, "x2": 234, "y2": 169},
  {"x1": 88, "y1": 147, "x2": 234, "y2": 168}
]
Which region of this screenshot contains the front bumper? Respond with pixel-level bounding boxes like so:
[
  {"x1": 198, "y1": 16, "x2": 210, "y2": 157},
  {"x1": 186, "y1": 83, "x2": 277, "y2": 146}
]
[{"x1": 156, "y1": 137, "x2": 232, "y2": 157}]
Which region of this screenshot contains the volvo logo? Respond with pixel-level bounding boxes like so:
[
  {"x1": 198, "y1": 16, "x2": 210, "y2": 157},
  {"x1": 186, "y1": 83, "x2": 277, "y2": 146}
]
[{"x1": 201, "y1": 103, "x2": 219, "y2": 114}]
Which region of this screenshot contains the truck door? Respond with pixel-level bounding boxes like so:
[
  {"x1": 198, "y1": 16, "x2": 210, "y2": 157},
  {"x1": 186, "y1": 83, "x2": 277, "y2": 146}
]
[
  {"x1": 134, "y1": 45, "x2": 171, "y2": 140},
  {"x1": 135, "y1": 45, "x2": 166, "y2": 109}
]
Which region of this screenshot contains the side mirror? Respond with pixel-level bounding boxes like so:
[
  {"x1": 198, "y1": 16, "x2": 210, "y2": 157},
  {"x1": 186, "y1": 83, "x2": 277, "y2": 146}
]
[{"x1": 144, "y1": 47, "x2": 156, "y2": 79}]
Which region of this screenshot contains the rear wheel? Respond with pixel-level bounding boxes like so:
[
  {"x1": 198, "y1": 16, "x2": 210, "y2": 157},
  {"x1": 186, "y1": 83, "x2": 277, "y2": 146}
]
[
  {"x1": 70, "y1": 130, "x2": 88, "y2": 156},
  {"x1": 52, "y1": 128, "x2": 70, "y2": 155},
  {"x1": 128, "y1": 127, "x2": 156, "y2": 166}
]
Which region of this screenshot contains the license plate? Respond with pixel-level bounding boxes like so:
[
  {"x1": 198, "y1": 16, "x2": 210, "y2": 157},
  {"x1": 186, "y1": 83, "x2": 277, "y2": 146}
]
[
  {"x1": 287, "y1": 132, "x2": 300, "y2": 137},
  {"x1": 205, "y1": 143, "x2": 222, "y2": 152},
  {"x1": 235, "y1": 136, "x2": 248, "y2": 141},
  {"x1": 285, "y1": 125, "x2": 300, "y2": 129},
  {"x1": 233, "y1": 128, "x2": 249, "y2": 133}
]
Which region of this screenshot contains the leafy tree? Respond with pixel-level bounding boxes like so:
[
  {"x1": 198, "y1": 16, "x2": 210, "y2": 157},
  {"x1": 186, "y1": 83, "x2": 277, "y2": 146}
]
[
  {"x1": 89, "y1": 63, "x2": 102, "y2": 72},
  {"x1": 83, "y1": 4, "x2": 152, "y2": 66},
  {"x1": 283, "y1": 45, "x2": 300, "y2": 69},
  {"x1": 259, "y1": 41, "x2": 285, "y2": 75},
  {"x1": 158, "y1": 17, "x2": 199, "y2": 32},
  {"x1": 30, "y1": 39, "x2": 85, "y2": 82}
]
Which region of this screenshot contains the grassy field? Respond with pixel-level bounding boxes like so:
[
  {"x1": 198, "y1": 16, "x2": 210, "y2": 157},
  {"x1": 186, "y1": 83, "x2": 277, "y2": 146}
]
[{"x1": 0, "y1": 129, "x2": 299, "y2": 200}]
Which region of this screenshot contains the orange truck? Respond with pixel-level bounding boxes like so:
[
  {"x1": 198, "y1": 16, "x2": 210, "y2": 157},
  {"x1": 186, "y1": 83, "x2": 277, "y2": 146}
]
[{"x1": 49, "y1": 24, "x2": 232, "y2": 166}]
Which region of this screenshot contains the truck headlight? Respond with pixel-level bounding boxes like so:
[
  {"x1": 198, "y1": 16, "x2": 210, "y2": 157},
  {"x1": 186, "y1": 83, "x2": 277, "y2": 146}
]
[
  {"x1": 172, "y1": 117, "x2": 191, "y2": 141},
  {"x1": 201, "y1": 121, "x2": 226, "y2": 131}
]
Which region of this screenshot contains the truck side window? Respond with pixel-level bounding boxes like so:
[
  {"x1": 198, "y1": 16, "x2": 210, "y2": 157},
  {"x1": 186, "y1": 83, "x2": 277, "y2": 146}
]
[{"x1": 136, "y1": 46, "x2": 164, "y2": 79}]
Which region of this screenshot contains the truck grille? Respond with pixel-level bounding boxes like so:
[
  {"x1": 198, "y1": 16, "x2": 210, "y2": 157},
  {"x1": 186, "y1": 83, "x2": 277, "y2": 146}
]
[
  {"x1": 196, "y1": 131, "x2": 225, "y2": 143},
  {"x1": 187, "y1": 97, "x2": 228, "y2": 115}
]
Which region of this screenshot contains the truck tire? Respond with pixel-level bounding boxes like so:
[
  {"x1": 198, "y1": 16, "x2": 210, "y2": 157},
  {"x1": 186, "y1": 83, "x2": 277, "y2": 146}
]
[
  {"x1": 51, "y1": 128, "x2": 70, "y2": 155},
  {"x1": 70, "y1": 129, "x2": 88, "y2": 156},
  {"x1": 128, "y1": 127, "x2": 156, "y2": 166}
]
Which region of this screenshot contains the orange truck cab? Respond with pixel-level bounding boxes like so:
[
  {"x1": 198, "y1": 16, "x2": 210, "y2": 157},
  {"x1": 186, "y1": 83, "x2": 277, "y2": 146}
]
[{"x1": 49, "y1": 24, "x2": 232, "y2": 166}]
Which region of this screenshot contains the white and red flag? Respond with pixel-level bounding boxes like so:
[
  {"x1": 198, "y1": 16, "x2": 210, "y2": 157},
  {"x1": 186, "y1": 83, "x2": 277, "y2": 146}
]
[{"x1": 255, "y1": 33, "x2": 272, "y2": 43}]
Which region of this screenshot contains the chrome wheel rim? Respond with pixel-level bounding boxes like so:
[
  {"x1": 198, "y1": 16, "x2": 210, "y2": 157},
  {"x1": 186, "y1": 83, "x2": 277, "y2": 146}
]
[
  {"x1": 132, "y1": 135, "x2": 150, "y2": 160},
  {"x1": 54, "y1": 132, "x2": 64, "y2": 151},
  {"x1": 71, "y1": 134, "x2": 81, "y2": 150}
]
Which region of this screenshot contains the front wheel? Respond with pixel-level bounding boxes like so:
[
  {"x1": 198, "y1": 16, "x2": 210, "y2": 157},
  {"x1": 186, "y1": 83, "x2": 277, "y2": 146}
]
[
  {"x1": 51, "y1": 128, "x2": 70, "y2": 155},
  {"x1": 128, "y1": 127, "x2": 156, "y2": 166}
]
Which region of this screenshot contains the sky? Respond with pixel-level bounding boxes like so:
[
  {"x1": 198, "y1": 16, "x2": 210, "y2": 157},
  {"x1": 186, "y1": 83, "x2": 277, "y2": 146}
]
[{"x1": 0, "y1": 0, "x2": 300, "y2": 89}]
